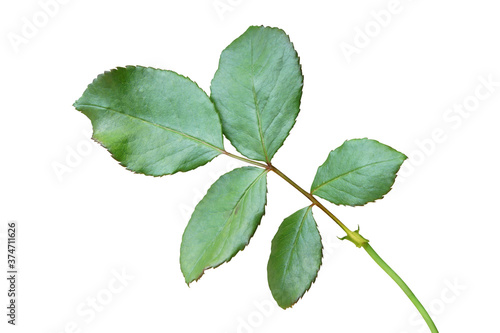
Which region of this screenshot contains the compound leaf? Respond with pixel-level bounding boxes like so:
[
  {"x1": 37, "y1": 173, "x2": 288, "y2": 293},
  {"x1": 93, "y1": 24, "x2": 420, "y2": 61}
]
[
  {"x1": 311, "y1": 138, "x2": 407, "y2": 206},
  {"x1": 268, "y1": 206, "x2": 322, "y2": 308},
  {"x1": 181, "y1": 167, "x2": 268, "y2": 284},
  {"x1": 210, "y1": 26, "x2": 303, "y2": 162},
  {"x1": 74, "y1": 66, "x2": 224, "y2": 176}
]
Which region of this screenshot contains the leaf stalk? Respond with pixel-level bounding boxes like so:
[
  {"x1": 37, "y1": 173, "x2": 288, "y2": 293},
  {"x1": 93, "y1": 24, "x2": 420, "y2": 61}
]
[
  {"x1": 222, "y1": 152, "x2": 438, "y2": 332},
  {"x1": 269, "y1": 165, "x2": 370, "y2": 248}
]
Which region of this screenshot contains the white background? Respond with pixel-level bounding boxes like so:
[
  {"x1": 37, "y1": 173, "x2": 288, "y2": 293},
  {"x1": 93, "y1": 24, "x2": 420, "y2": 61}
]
[{"x1": 1, "y1": 0, "x2": 499, "y2": 332}]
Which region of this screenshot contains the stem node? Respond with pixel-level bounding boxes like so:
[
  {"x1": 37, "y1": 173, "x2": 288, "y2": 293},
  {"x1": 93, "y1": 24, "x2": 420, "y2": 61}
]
[
  {"x1": 223, "y1": 154, "x2": 438, "y2": 332},
  {"x1": 340, "y1": 227, "x2": 369, "y2": 248}
]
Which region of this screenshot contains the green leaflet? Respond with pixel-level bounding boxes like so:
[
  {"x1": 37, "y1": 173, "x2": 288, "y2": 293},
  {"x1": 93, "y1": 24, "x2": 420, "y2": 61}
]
[
  {"x1": 180, "y1": 167, "x2": 268, "y2": 284},
  {"x1": 268, "y1": 207, "x2": 322, "y2": 309},
  {"x1": 74, "y1": 66, "x2": 224, "y2": 176},
  {"x1": 71, "y1": 27, "x2": 439, "y2": 331},
  {"x1": 210, "y1": 26, "x2": 303, "y2": 163},
  {"x1": 311, "y1": 138, "x2": 407, "y2": 206}
]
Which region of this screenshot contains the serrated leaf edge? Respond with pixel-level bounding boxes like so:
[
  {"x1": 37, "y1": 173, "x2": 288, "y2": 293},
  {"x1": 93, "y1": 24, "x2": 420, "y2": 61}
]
[
  {"x1": 269, "y1": 206, "x2": 323, "y2": 309},
  {"x1": 311, "y1": 138, "x2": 408, "y2": 207},
  {"x1": 181, "y1": 167, "x2": 269, "y2": 285},
  {"x1": 210, "y1": 26, "x2": 304, "y2": 163},
  {"x1": 74, "y1": 65, "x2": 225, "y2": 177}
]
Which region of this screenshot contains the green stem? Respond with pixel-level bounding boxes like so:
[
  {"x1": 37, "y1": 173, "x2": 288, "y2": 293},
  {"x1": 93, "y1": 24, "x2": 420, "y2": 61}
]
[
  {"x1": 363, "y1": 243, "x2": 439, "y2": 333},
  {"x1": 270, "y1": 165, "x2": 367, "y2": 247},
  {"x1": 270, "y1": 165, "x2": 438, "y2": 332},
  {"x1": 222, "y1": 153, "x2": 438, "y2": 332},
  {"x1": 222, "y1": 150, "x2": 269, "y2": 169}
]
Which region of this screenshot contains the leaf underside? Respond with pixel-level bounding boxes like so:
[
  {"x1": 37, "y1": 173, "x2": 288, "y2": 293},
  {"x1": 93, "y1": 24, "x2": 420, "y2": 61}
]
[
  {"x1": 74, "y1": 66, "x2": 224, "y2": 176},
  {"x1": 180, "y1": 167, "x2": 268, "y2": 284},
  {"x1": 311, "y1": 138, "x2": 407, "y2": 206},
  {"x1": 210, "y1": 25, "x2": 303, "y2": 162},
  {"x1": 268, "y1": 206, "x2": 322, "y2": 308}
]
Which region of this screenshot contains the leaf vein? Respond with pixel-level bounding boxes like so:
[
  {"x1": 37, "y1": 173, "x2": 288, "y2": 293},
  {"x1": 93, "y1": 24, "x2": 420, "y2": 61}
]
[
  {"x1": 186, "y1": 170, "x2": 267, "y2": 279},
  {"x1": 278, "y1": 206, "x2": 312, "y2": 291},
  {"x1": 312, "y1": 158, "x2": 402, "y2": 193},
  {"x1": 77, "y1": 103, "x2": 223, "y2": 153}
]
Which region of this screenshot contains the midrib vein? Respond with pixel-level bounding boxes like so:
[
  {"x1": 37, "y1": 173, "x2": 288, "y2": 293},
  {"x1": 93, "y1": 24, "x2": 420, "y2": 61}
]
[
  {"x1": 279, "y1": 206, "x2": 312, "y2": 289},
  {"x1": 250, "y1": 38, "x2": 270, "y2": 162},
  {"x1": 185, "y1": 169, "x2": 267, "y2": 279},
  {"x1": 312, "y1": 158, "x2": 402, "y2": 193},
  {"x1": 76, "y1": 103, "x2": 223, "y2": 153}
]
